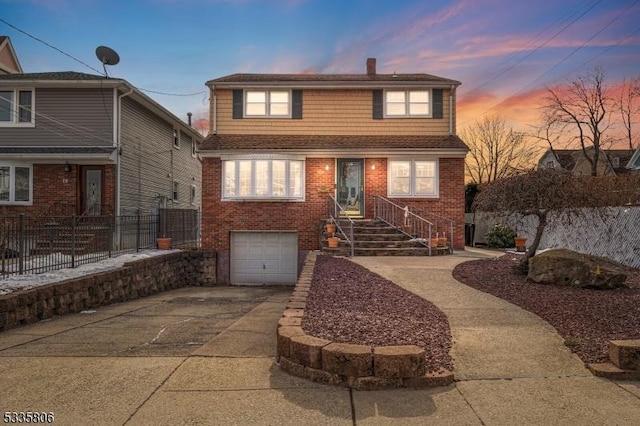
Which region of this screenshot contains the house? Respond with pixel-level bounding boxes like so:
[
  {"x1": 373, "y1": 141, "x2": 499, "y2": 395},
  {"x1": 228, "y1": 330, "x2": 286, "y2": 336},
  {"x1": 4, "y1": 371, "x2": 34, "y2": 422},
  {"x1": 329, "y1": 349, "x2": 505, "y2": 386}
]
[
  {"x1": 199, "y1": 58, "x2": 468, "y2": 285},
  {"x1": 0, "y1": 70, "x2": 203, "y2": 219},
  {"x1": 0, "y1": 36, "x2": 22, "y2": 74},
  {"x1": 626, "y1": 146, "x2": 640, "y2": 171},
  {"x1": 538, "y1": 147, "x2": 635, "y2": 176}
]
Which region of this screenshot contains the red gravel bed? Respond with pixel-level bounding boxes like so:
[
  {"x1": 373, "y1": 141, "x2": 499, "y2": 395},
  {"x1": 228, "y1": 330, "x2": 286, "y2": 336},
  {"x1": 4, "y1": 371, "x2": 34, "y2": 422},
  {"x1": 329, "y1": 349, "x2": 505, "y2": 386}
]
[
  {"x1": 301, "y1": 256, "x2": 452, "y2": 373},
  {"x1": 452, "y1": 254, "x2": 640, "y2": 364}
]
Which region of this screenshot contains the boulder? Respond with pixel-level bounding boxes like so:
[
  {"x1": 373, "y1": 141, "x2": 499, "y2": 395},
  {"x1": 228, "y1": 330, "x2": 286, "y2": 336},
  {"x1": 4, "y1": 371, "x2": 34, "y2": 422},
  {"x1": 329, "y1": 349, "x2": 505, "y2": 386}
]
[{"x1": 528, "y1": 249, "x2": 627, "y2": 289}]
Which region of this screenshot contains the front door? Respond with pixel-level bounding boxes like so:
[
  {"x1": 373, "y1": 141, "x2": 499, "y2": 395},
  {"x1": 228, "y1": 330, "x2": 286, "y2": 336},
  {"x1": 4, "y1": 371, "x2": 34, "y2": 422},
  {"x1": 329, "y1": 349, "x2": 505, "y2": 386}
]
[
  {"x1": 81, "y1": 166, "x2": 103, "y2": 216},
  {"x1": 336, "y1": 159, "x2": 364, "y2": 217}
]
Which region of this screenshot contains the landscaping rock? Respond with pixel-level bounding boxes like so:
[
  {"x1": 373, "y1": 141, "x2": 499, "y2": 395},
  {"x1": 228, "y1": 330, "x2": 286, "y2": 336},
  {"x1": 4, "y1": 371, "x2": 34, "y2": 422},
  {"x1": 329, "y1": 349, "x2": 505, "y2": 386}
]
[{"x1": 528, "y1": 249, "x2": 627, "y2": 289}]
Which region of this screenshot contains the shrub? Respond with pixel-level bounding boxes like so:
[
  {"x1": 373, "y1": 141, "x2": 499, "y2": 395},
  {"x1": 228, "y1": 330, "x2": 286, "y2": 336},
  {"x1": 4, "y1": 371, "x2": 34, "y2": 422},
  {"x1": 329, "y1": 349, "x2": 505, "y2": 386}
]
[{"x1": 486, "y1": 224, "x2": 516, "y2": 248}]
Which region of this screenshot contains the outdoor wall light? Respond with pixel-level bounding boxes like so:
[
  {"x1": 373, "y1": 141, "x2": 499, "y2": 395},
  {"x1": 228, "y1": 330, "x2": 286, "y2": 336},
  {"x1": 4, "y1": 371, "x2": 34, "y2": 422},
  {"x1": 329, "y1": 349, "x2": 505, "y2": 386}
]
[
  {"x1": 325, "y1": 164, "x2": 330, "y2": 171},
  {"x1": 371, "y1": 163, "x2": 376, "y2": 170},
  {"x1": 63, "y1": 162, "x2": 72, "y2": 172}
]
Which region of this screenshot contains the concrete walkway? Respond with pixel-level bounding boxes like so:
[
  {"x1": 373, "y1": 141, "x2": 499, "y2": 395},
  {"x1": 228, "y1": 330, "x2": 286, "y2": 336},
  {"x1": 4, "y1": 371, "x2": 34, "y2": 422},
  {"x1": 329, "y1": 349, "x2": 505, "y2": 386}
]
[{"x1": 0, "y1": 250, "x2": 639, "y2": 425}]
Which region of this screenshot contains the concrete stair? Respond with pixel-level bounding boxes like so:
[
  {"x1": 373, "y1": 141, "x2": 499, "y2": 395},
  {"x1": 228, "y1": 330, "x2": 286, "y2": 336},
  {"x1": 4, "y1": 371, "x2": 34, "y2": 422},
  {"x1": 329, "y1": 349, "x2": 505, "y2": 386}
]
[{"x1": 321, "y1": 219, "x2": 447, "y2": 256}]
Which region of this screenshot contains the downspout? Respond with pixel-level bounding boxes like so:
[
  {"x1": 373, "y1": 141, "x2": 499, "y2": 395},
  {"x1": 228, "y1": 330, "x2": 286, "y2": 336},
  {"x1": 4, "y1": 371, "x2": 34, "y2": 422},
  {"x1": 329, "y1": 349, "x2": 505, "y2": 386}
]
[
  {"x1": 116, "y1": 86, "x2": 134, "y2": 216},
  {"x1": 449, "y1": 85, "x2": 455, "y2": 135}
]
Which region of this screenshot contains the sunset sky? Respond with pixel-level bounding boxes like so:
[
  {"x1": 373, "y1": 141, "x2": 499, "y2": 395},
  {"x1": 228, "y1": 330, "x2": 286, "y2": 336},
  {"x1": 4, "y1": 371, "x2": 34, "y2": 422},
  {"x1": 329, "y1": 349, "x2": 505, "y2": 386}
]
[{"x1": 2, "y1": 0, "x2": 639, "y2": 135}]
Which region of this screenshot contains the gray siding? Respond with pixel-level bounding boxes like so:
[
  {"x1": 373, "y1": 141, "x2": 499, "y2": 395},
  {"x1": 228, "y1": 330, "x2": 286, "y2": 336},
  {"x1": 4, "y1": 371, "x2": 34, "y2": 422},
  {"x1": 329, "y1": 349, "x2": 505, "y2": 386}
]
[
  {"x1": 119, "y1": 97, "x2": 201, "y2": 214},
  {"x1": 0, "y1": 88, "x2": 114, "y2": 147}
]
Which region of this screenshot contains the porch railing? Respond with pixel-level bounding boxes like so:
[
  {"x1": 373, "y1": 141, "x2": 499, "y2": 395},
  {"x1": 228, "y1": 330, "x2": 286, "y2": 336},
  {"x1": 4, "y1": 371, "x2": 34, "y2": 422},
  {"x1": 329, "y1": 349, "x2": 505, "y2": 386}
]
[
  {"x1": 407, "y1": 206, "x2": 455, "y2": 249},
  {"x1": 328, "y1": 195, "x2": 355, "y2": 257},
  {"x1": 373, "y1": 195, "x2": 433, "y2": 255}
]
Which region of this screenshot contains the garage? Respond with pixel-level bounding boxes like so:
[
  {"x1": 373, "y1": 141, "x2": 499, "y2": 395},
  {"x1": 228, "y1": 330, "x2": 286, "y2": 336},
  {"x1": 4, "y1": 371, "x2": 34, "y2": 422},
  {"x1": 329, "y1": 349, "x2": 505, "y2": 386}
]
[{"x1": 230, "y1": 231, "x2": 298, "y2": 285}]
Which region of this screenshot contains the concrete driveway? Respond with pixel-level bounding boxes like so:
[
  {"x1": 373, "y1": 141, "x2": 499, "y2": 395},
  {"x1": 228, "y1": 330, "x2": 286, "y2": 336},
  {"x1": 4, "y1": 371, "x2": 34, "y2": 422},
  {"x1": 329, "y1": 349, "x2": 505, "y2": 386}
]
[{"x1": 1, "y1": 250, "x2": 640, "y2": 425}]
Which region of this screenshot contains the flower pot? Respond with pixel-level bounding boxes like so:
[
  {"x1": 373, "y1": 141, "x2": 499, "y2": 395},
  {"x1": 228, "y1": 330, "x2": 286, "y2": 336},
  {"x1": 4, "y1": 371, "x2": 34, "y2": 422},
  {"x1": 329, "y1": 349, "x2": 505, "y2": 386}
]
[
  {"x1": 327, "y1": 236, "x2": 340, "y2": 248},
  {"x1": 437, "y1": 237, "x2": 448, "y2": 247},
  {"x1": 515, "y1": 237, "x2": 527, "y2": 252},
  {"x1": 430, "y1": 238, "x2": 440, "y2": 248},
  {"x1": 157, "y1": 237, "x2": 172, "y2": 250},
  {"x1": 326, "y1": 223, "x2": 337, "y2": 234}
]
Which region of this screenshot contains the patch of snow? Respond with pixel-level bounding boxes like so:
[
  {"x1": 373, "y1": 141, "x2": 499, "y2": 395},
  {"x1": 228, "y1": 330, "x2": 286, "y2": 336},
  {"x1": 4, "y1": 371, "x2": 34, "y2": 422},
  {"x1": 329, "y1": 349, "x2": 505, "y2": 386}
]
[{"x1": 0, "y1": 249, "x2": 180, "y2": 296}]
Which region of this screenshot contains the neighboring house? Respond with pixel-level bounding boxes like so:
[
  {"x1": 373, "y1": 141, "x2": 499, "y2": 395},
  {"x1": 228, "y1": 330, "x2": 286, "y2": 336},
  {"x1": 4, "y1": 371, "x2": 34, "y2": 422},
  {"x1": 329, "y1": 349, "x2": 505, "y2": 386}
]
[
  {"x1": 626, "y1": 146, "x2": 640, "y2": 171},
  {"x1": 0, "y1": 71, "x2": 203, "y2": 219},
  {"x1": 199, "y1": 58, "x2": 468, "y2": 284},
  {"x1": 0, "y1": 36, "x2": 23, "y2": 74},
  {"x1": 538, "y1": 147, "x2": 635, "y2": 176}
]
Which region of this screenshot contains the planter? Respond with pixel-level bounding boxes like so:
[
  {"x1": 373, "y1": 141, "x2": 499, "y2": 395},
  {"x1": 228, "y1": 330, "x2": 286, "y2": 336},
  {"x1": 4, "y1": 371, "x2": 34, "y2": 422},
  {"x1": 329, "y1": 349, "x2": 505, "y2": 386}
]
[
  {"x1": 515, "y1": 237, "x2": 527, "y2": 252},
  {"x1": 430, "y1": 238, "x2": 440, "y2": 248},
  {"x1": 327, "y1": 237, "x2": 340, "y2": 248},
  {"x1": 157, "y1": 237, "x2": 172, "y2": 250},
  {"x1": 437, "y1": 237, "x2": 448, "y2": 248},
  {"x1": 326, "y1": 223, "x2": 337, "y2": 234}
]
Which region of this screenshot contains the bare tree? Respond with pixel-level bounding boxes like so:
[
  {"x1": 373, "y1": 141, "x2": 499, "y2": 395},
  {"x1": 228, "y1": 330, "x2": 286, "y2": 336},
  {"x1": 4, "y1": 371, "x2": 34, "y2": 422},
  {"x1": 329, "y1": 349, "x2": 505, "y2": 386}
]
[
  {"x1": 542, "y1": 67, "x2": 614, "y2": 176},
  {"x1": 461, "y1": 115, "x2": 540, "y2": 184},
  {"x1": 616, "y1": 76, "x2": 640, "y2": 152},
  {"x1": 473, "y1": 168, "x2": 640, "y2": 273}
]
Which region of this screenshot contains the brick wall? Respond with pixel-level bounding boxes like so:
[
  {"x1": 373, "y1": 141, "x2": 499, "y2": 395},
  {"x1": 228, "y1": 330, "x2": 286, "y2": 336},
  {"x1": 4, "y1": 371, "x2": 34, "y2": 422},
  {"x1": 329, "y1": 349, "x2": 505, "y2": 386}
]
[
  {"x1": 0, "y1": 163, "x2": 116, "y2": 216},
  {"x1": 0, "y1": 250, "x2": 217, "y2": 332},
  {"x1": 201, "y1": 156, "x2": 465, "y2": 251}
]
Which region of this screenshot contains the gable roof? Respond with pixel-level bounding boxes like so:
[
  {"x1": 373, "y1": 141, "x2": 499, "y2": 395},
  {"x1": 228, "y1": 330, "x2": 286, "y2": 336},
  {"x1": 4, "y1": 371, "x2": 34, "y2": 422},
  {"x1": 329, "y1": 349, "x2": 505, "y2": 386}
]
[
  {"x1": 0, "y1": 36, "x2": 23, "y2": 74},
  {"x1": 0, "y1": 71, "x2": 116, "y2": 81},
  {"x1": 199, "y1": 134, "x2": 468, "y2": 156},
  {"x1": 539, "y1": 148, "x2": 635, "y2": 175}
]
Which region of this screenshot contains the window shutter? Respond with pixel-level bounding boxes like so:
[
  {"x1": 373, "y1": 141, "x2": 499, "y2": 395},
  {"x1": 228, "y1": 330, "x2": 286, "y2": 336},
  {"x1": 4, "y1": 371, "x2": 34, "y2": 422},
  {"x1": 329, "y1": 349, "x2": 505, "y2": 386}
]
[
  {"x1": 232, "y1": 89, "x2": 243, "y2": 119},
  {"x1": 372, "y1": 90, "x2": 383, "y2": 119},
  {"x1": 432, "y1": 89, "x2": 443, "y2": 119},
  {"x1": 292, "y1": 90, "x2": 303, "y2": 119}
]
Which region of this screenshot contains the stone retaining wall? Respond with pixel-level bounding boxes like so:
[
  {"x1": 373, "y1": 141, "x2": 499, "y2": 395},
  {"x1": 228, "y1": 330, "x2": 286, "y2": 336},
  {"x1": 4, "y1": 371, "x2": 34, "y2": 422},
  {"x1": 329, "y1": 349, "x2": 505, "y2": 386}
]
[
  {"x1": 276, "y1": 252, "x2": 454, "y2": 390},
  {"x1": 0, "y1": 250, "x2": 217, "y2": 332},
  {"x1": 588, "y1": 339, "x2": 640, "y2": 380}
]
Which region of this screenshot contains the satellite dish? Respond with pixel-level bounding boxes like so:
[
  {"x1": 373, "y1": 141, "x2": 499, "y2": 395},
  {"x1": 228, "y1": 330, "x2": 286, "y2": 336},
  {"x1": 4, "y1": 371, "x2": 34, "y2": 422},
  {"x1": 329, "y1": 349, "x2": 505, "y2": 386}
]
[{"x1": 96, "y1": 46, "x2": 120, "y2": 66}]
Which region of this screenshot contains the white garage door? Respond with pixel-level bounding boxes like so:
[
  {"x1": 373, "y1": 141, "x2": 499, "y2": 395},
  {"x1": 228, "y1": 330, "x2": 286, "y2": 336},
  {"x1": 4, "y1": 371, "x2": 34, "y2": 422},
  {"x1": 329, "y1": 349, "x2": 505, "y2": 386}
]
[{"x1": 230, "y1": 232, "x2": 298, "y2": 285}]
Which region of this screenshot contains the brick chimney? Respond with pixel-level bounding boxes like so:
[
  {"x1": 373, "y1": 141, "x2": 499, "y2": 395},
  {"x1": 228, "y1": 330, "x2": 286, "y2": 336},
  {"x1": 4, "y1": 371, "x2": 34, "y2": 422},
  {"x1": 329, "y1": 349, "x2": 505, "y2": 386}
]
[{"x1": 366, "y1": 58, "x2": 376, "y2": 76}]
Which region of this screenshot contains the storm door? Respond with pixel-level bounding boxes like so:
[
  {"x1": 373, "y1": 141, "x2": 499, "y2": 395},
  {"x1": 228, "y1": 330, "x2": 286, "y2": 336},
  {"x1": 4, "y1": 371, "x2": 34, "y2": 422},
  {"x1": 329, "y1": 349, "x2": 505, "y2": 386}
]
[
  {"x1": 80, "y1": 166, "x2": 103, "y2": 216},
  {"x1": 336, "y1": 159, "x2": 364, "y2": 217}
]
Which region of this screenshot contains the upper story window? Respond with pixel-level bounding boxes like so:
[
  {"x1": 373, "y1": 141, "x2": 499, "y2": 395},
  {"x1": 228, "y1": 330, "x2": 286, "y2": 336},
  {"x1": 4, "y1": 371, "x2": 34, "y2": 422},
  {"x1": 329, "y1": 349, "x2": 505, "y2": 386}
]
[
  {"x1": 172, "y1": 181, "x2": 179, "y2": 201},
  {"x1": 385, "y1": 90, "x2": 430, "y2": 117},
  {"x1": 388, "y1": 159, "x2": 438, "y2": 198},
  {"x1": 0, "y1": 89, "x2": 34, "y2": 126},
  {"x1": 0, "y1": 162, "x2": 33, "y2": 204},
  {"x1": 191, "y1": 139, "x2": 197, "y2": 157},
  {"x1": 245, "y1": 90, "x2": 290, "y2": 117},
  {"x1": 173, "y1": 129, "x2": 180, "y2": 148},
  {"x1": 223, "y1": 158, "x2": 304, "y2": 200}
]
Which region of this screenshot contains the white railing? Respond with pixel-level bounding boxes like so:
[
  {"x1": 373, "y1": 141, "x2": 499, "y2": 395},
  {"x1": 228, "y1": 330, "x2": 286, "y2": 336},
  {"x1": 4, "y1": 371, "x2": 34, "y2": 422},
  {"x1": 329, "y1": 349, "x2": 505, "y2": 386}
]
[
  {"x1": 407, "y1": 206, "x2": 455, "y2": 249},
  {"x1": 373, "y1": 195, "x2": 434, "y2": 255},
  {"x1": 327, "y1": 195, "x2": 355, "y2": 257}
]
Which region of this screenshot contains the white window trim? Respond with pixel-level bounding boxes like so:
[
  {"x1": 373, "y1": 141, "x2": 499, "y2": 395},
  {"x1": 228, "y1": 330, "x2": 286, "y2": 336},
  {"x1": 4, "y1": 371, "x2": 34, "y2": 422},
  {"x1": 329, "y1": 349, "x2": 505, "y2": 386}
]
[
  {"x1": 173, "y1": 129, "x2": 180, "y2": 149},
  {"x1": 384, "y1": 89, "x2": 431, "y2": 118},
  {"x1": 0, "y1": 88, "x2": 35, "y2": 127},
  {"x1": 244, "y1": 89, "x2": 292, "y2": 118},
  {"x1": 0, "y1": 161, "x2": 33, "y2": 205},
  {"x1": 387, "y1": 159, "x2": 439, "y2": 198},
  {"x1": 222, "y1": 158, "x2": 305, "y2": 201},
  {"x1": 190, "y1": 184, "x2": 197, "y2": 205}
]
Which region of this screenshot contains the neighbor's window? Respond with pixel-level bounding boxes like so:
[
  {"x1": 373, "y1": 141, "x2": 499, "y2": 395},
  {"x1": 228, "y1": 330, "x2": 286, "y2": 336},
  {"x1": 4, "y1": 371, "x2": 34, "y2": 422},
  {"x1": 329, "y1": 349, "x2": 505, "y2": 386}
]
[
  {"x1": 173, "y1": 129, "x2": 180, "y2": 148},
  {"x1": 190, "y1": 184, "x2": 197, "y2": 205},
  {"x1": 172, "y1": 181, "x2": 179, "y2": 201},
  {"x1": 245, "y1": 90, "x2": 290, "y2": 117},
  {"x1": 385, "y1": 90, "x2": 430, "y2": 117},
  {"x1": 388, "y1": 159, "x2": 437, "y2": 197},
  {"x1": 0, "y1": 89, "x2": 34, "y2": 126},
  {"x1": 0, "y1": 163, "x2": 33, "y2": 204},
  {"x1": 223, "y1": 159, "x2": 304, "y2": 200}
]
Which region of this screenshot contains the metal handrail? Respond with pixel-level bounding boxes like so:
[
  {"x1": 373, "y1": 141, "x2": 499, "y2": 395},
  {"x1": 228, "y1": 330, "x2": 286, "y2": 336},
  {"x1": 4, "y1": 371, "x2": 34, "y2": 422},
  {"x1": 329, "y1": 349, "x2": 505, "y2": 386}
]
[
  {"x1": 328, "y1": 195, "x2": 355, "y2": 257},
  {"x1": 373, "y1": 195, "x2": 434, "y2": 255},
  {"x1": 407, "y1": 206, "x2": 455, "y2": 249}
]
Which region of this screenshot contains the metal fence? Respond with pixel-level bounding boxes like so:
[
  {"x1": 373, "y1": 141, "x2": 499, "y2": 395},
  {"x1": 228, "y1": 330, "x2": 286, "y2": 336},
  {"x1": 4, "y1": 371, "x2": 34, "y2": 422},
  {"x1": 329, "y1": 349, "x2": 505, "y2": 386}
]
[{"x1": 0, "y1": 209, "x2": 199, "y2": 278}]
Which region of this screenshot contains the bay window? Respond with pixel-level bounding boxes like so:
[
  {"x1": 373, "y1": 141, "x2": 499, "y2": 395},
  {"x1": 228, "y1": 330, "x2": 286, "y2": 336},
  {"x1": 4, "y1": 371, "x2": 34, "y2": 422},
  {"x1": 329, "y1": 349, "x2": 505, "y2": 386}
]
[
  {"x1": 388, "y1": 159, "x2": 438, "y2": 197},
  {"x1": 223, "y1": 158, "x2": 304, "y2": 200},
  {"x1": 0, "y1": 163, "x2": 33, "y2": 204}
]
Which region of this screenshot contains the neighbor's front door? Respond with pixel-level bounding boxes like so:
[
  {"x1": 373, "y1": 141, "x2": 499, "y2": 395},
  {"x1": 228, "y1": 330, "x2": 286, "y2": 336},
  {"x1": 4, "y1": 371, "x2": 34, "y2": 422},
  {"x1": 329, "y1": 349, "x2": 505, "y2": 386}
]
[
  {"x1": 336, "y1": 159, "x2": 364, "y2": 217},
  {"x1": 80, "y1": 166, "x2": 103, "y2": 215}
]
